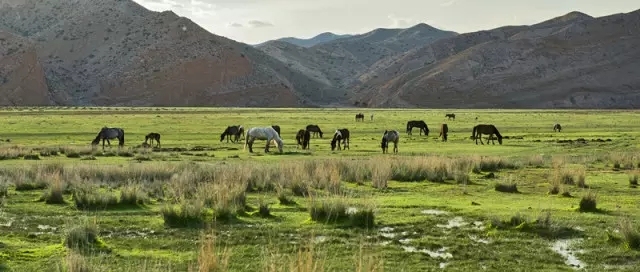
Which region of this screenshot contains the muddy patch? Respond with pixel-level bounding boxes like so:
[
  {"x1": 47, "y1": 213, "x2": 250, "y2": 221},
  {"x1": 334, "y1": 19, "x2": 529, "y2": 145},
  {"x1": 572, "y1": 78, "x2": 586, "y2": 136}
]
[
  {"x1": 551, "y1": 239, "x2": 585, "y2": 270},
  {"x1": 402, "y1": 246, "x2": 453, "y2": 259},
  {"x1": 421, "y1": 209, "x2": 450, "y2": 216},
  {"x1": 437, "y1": 217, "x2": 468, "y2": 229}
]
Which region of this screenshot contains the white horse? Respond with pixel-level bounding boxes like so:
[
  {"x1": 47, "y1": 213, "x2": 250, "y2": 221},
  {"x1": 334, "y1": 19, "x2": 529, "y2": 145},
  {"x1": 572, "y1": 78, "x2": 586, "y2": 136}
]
[
  {"x1": 381, "y1": 130, "x2": 399, "y2": 154},
  {"x1": 244, "y1": 127, "x2": 284, "y2": 153}
]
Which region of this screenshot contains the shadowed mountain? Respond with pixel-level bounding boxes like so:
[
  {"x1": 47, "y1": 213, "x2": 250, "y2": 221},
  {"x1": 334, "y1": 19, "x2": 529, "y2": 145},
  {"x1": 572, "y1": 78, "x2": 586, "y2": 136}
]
[{"x1": 257, "y1": 32, "x2": 353, "y2": 48}]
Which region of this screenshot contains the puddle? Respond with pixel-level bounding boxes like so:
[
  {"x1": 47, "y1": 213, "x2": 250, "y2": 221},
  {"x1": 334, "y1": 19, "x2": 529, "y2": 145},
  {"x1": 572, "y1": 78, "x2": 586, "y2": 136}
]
[
  {"x1": 472, "y1": 221, "x2": 485, "y2": 230},
  {"x1": 399, "y1": 238, "x2": 412, "y2": 244},
  {"x1": 0, "y1": 220, "x2": 12, "y2": 227},
  {"x1": 379, "y1": 227, "x2": 396, "y2": 238},
  {"x1": 37, "y1": 225, "x2": 57, "y2": 231},
  {"x1": 469, "y1": 235, "x2": 490, "y2": 244},
  {"x1": 346, "y1": 207, "x2": 358, "y2": 214},
  {"x1": 551, "y1": 239, "x2": 585, "y2": 269},
  {"x1": 437, "y1": 217, "x2": 468, "y2": 229},
  {"x1": 314, "y1": 236, "x2": 327, "y2": 244},
  {"x1": 402, "y1": 246, "x2": 453, "y2": 259},
  {"x1": 421, "y1": 209, "x2": 449, "y2": 215},
  {"x1": 439, "y1": 263, "x2": 448, "y2": 269},
  {"x1": 379, "y1": 241, "x2": 391, "y2": 246}
]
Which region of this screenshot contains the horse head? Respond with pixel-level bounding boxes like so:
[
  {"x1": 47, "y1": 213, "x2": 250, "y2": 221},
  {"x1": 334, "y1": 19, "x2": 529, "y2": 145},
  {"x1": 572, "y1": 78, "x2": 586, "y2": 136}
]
[{"x1": 275, "y1": 138, "x2": 284, "y2": 153}]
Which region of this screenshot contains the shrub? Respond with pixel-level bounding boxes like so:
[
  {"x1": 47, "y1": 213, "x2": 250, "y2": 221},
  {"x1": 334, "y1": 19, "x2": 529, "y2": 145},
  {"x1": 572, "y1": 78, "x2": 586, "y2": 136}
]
[
  {"x1": 64, "y1": 221, "x2": 110, "y2": 253},
  {"x1": 161, "y1": 201, "x2": 206, "y2": 228},
  {"x1": 578, "y1": 192, "x2": 597, "y2": 212},
  {"x1": 258, "y1": 202, "x2": 271, "y2": 218},
  {"x1": 629, "y1": 173, "x2": 639, "y2": 188},
  {"x1": 309, "y1": 198, "x2": 375, "y2": 228},
  {"x1": 73, "y1": 188, "x2": 119, "y2": 210},
  {"x1": 495, "y1": 182, "x2": 518, "y2": 193},
  {"x1": 619, "y1": 219, "x2": 640, "y2": 250},
  {"x1": 193, "y1": 232, "x2": 230, "y2": 272},
  {"x1": 42, "y1": 172, "x2": 66, "y2": 204},
  {"x1": 119, "y1": 183, "x2": 146, "y2": 206},
  {"x1": 277, "y1": 190, "x2": 296, "y2": 206}
]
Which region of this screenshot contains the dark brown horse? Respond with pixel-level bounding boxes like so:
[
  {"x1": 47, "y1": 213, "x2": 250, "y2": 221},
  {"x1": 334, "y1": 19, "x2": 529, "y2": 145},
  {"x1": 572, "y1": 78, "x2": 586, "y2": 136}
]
[
  {"x1": 91, "y1": 127, "x2": 125, "y2": 150},
  {"x1": 472, "y1": 124, "x2": 503, "y2": 145},
  {"x1": 306, "y1": 124, "x2": 323, "y2": 138},
  {"x1": 331, "y1": 129, "x2": 350, "y2": 151},
  {"x1": 355, "y1": 113, "x2": 365, "y2": 122},
  {"x1": 553, "y1": 123, "x2": 562, "y2": 132},
  {"x1": 145, "y1": 132, "x2": 161, "y2": 147},
  {"x1": 406, "y1": 120, "x2": 429, "y2": 136},
  {"x1": 295, "y1": 129, "x2": 311, "y2": 149},
  {"x1": 381, "y1": 130, "x2": 399, "y2": 154},
  {"x1": 220, "y1": 125, "x2": 244, "y2": 143},
  {"x1": 445, "y1": 113, "x2": 455, "y2": 120},
  {"x1": 439, "y1": 124, "x2": 448, "y2": 142}
]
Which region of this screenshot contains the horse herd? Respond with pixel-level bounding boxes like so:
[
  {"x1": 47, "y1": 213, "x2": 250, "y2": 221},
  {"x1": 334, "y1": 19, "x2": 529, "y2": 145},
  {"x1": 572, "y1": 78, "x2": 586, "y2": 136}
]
[{"x1": 88, "y1": 113, "x2": 564, "y2": 154}]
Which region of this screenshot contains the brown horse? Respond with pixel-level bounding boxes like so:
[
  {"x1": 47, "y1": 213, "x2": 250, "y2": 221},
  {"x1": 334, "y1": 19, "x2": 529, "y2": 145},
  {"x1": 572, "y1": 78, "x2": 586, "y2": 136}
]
[
  {"x1": 406, "y1": 120, "x2": 429, "y2": 136},
  {"x1": 445, "y1": 113, "x2": 455, "y2": 120},
  {"x1": 355, "y1": 113, "x2": 365, "y2": 122},
  {"x1": 331, "y1": 129, "x2": 350, "y2": 151},
  {"x1": 553, "y1": 123, "x2": 562, "y2": 132},
  {"x1": 439, "y1": 124, "x2": 448, "y2": 142},
  {"x1": 381, "y1": 130, "x2": 399, "y2": 154},
  {"x1": 144, "y1": 132, "x2": 161, "y2": 147},
  {"x1": 295, "y1": 129, "x2": 311, "y2": 149},
  {"x1": 472, "y1": 124, "x2": 503, "y2": 145},
  {"x1": 220, "y1": 125, "x2": 244, "y2": 143},
  {"x1": 306, "y1": 124, "x2": 323, "y2": 138}
]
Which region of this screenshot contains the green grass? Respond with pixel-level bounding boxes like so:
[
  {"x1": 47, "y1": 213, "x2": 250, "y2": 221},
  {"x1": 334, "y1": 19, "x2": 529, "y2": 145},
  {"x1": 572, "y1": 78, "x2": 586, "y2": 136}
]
[{"x1": 1, "y1": 107, "x2": 640, "y2": 271}]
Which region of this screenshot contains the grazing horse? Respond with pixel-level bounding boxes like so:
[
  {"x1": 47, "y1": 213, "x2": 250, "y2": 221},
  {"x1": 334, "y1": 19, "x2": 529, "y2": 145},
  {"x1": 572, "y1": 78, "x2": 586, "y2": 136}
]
[
  {"x1": 439, "y1": 124, "x2": 448, "y2": 142},
  {"x1": 144, "y1": 132, "x2": 161, "y2": 148},
  {"x1": 381, "y1": 130, "x2": 399, "y2": 154},
  {"x1": 553, "y1": 123, "x2": 562, "y2": 132},
  {"x1": 220, "y1": 125, "x2": 244, "y2": 143},
  {"x1": 305, "y1": 124, "x2": 323, "y2": 138},
  {"x1": 244, "y1": 127, "x2": 284, "y2": 153},
  {"x1": 331, "y1": 129, "x2": 350, "y2": 151},
  {"x1": 271, "y1": 125, "x2": 281, "y2": 136},
  {"x1": 355, "y1": 113, "x2": 364, "y2": 122},
  {"x1": 445, "y1": 113, "x2": 456, "y2": 120},
  {"x1": 91, "y1": 127, "x2": 125, "y2": 150},
  {"x1": 406, "y1": 120, "x2": 429, "y2": 136},
  {"x1": 295, "y1": 129, "x2": 311, "y2": 150},
  {"x1": 472, "y1": 124, "x2": 503, "y2": 145}
]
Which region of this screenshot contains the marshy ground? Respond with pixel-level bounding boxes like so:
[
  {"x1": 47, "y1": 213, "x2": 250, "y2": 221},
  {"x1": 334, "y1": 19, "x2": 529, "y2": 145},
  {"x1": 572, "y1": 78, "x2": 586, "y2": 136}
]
[{"x1": 1, "y1": 107, "x2": 640, "y2": 271}]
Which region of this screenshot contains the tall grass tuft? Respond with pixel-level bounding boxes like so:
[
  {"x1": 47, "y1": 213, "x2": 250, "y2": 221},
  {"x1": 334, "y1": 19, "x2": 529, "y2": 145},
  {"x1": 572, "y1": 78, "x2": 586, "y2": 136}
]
[
  {"x1": 161, "y1": 200, "x2": 206, "y2": 228},
  {"x1": 629, "y1": 172, "x2": 639, "y2": 188},
  {"x1": 72, "y1": 186, "x2": 119, "y2": 210},
  {"x1": 64, "y1": 220, "x2": 110, "y2": 254},
  {"x1": 578, "y1": 192, "x2": 598, "y2": 212},
  {"x1": 618, "y1": 219, "x2": 640, "y2": 250},
  {"x1": 193, "y1": 231, "x2": 231, "y2": 271},
  {"x1": 494, "y1": 182, "x2": 518, "y2": 193},
  {"x1": 42, "y1": 171, "x2": 66, "y2": 204},
  {"x1": 64, "y1": 251, "x2": 91, "y2": 272},
  {"x1": 119, "y1": 183, "x2": 147, "y2": 206}
]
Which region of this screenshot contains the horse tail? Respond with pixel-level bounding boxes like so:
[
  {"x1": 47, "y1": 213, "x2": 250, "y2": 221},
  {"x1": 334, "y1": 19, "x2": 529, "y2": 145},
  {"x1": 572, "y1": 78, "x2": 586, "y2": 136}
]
[
  {"x1": 243, "y1": 132, "x2": 249, "y2": 151},
  {"x1": 120, "y1": 129, "x2": 125, "y2": 146}
]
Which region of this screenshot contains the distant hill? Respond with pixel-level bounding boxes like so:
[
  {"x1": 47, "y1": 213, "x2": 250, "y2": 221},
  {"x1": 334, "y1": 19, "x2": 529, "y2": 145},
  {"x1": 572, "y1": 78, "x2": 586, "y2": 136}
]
[
  {"x1": 351, "y1": 9, "x2": 640, "y2": 109},
  {"x1": 256, "y1": 23, "x2": 458, "y2": 89},
  {"x1": 257, "y1": 32, "x2": 353, "y2": 48},
  {"x1": 0, "y1": 0, "x2": 343, "y2": 107}
]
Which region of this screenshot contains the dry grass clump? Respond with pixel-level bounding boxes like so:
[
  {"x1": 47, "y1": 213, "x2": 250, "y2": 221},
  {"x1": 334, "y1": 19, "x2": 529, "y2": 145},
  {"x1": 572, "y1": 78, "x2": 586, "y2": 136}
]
[
  {"x1": 578, "y1": 191, "x2": 598, "y2": 212},
  {"x1": 553, "y1": 165, "x2": 588, "y2": 188},
  {"x1": 191, "y1": 231, "x2": 231, "y2": 272},
  {"x1": 629, "y1": 172, "x2": 639, "y2": 188},
  {"x1": 308, "y1": 197, "x2": 375, "y2": 229},
  {"x1": 618, "y1": 219, "x2": 640, "y2": 250},
  {"x1": 41, "y1": 170, "x2": 66, "y2": 204},
  {"x1": 161, "y1": 200, "x2": 206, "y2": 228},
  {"x1": 64, "y1": 220, "x2": 110, "y2": 254},
  {"x1": 119, "y1": 183, "x2": 147, "y2": 206},
  {"x1": 72, "y1": 185, "x2": 119, "y2": 210}
]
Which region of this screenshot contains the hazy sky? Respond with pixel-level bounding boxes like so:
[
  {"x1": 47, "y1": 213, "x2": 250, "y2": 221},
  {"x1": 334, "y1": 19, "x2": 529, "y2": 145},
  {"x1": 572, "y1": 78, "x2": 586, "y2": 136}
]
[{"x1": 134, "y1": 0, "x2": 639, "y2": 44}]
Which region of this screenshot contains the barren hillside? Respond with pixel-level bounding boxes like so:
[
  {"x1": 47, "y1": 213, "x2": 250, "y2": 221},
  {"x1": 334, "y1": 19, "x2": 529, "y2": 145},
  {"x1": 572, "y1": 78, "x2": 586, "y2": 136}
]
[
  {"x1": 0, "y1": 30, "x2": 51, "y2": 106},
  {"x1": 353, "y1": 10, "x2": 640, "y2": 109},
  {"x1": 257, "y1": 23, "x2": 458, "y2": 88},
  {"x1": 0, "y1": 0, "x2": 341, "y2": 107},
  {"x1": 256, "y1": 32, "x2": 353, "y2": 48}
]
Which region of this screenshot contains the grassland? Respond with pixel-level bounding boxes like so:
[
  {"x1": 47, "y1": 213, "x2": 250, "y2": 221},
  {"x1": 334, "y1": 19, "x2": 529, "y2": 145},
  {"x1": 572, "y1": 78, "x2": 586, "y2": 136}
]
[{"x1": 1, "y1": 107, "x2": 640, "y2": 272}]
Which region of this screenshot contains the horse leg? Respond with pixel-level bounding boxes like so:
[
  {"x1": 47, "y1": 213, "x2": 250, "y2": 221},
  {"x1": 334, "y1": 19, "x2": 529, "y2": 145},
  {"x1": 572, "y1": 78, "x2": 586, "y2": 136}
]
[
  {"x1": 394, "y1": 142, "x2": 398, "y2": 154},
  {"x1": 264, "y1": 139, "x2": 271, "y2": 153},
  {"x1": 248, "y1": 139, "x2": 254, "y2": 153},
  {"x1": 479, "y1": 134, "x2": 485, "y2": 145}
]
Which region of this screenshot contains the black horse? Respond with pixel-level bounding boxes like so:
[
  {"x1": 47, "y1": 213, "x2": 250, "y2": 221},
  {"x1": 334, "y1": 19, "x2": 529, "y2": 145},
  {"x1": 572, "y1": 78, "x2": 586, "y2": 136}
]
[
  {"x1": 296, "y1": 129, "x2": 311, "y2": 149},
  {"x1": 406, "y1": 120, "x2": 429, "y2": 136},
  {"x1": 472, "y1": 124, "x2": 503, "y2": 145},
  {"x1": 145, "y1": 132, "x2": 161, "y2": 148},
  {"x1": 91, "y1": 127, "x2": 125, "y2": 150},
  {"x1": 306, "y1": 124, "x2": 323, "y2": 138},
  {"x1": 553, "y1": 123, "x2": 562, "y2": 132},
  {"x1": 220, "y1": 125, "x2": 245, "y2": 143},
  {"x1": 331, "y1": 129, "x2": 350, "y2": 151},
  {"x1": 355, "y1": 113, "x2": 364, "y2": 122},
  {"x1": 445, "y1": 113, "x2": 456, "y2": 120}
]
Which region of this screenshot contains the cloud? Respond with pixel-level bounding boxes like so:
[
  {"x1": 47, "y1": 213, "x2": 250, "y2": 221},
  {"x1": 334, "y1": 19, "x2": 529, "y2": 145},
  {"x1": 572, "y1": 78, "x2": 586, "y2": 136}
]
[
  {"x1": 227, "y1": 22, "x2": 244, "y2": 28},
  {"x1": 440, "y1": 0, "x2": 456, "y2": 7},
  {"x1": 247, "y1": 20, "x2": 274, "y2": 28},
  {"x1": 387, "y1": 14, "x2": 415, "y2": 28}
]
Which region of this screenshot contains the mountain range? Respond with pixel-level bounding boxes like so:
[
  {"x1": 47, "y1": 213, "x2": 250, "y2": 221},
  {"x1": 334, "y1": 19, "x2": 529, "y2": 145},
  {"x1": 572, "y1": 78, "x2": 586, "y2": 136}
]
[{"x1": 1, "y1": 0, "x2": 639, "y2": 108}]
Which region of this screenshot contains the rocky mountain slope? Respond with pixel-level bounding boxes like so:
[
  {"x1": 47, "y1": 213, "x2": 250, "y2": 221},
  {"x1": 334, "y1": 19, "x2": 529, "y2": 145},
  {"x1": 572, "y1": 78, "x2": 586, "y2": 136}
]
[
  {"x1": 352, "y1": 10, "x2": 640, "y2": 108},
  {"x1": 257, "y1": 23, "x2": 458, "y2": 89},
  {"x1": 0, "y1": 0, "x2": 342, "y2": 107},
  {"x1": 256, "y1": 32, "x2": 353, "y2": 48},
  {"x1": 0, "y1": 29, "x2": 51, "y2": 106}
]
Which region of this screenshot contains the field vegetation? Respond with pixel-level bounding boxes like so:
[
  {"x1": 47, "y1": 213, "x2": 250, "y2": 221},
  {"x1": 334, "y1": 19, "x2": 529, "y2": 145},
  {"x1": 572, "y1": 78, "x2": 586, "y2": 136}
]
[{"x1": 1, "y1": 107, "x2": 640, "y2": 271}]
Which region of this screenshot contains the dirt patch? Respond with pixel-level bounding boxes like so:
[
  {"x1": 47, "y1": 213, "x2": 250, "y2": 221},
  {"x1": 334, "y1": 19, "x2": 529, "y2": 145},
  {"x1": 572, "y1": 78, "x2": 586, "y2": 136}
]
[{"x1": 551, "y1": 239, "x2": 585, "y2": 270}]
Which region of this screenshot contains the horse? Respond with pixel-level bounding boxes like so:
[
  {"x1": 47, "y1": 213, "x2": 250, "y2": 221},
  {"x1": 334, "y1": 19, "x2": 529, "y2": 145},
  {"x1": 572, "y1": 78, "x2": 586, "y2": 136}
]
[
  {"x1": 355, "y1": 113, "x2": 364, "y2": 122},
  {"x1": 553, "y1": 123, "x2": 562, "y2": 132},
  {"x1": 91, "y1": 127, "x2": 125, "y2": 150},
  {"x1": 370, "y1": 114, "x2": 374, "y2": 121},
  {"x1": 331, "y1": 129, "x2": 350, "y2": 151},
  {"x1": 406, "y1": 120, "x2": 429, "y2": 136},
  {"x1": 144, "y1": 132, "x2": 161, "y2": 148},
  {"x1": 439, "y1": 124, "x2": 448, "y2": 142},
  {"x1": 445, "y1": 113, "x2": 456, "y2": 120},
  {"x1": 271, "y1": 125, "x2": 281, "y2": 136},
  {"x1": 220, "y1": 125, "x2": 244, "y2": 143},
  {"x1": 472, "y1": 124, "x2": 503, "y2": 145},
  {"x1": 295, "y1": 129, "x2": 311, "y2": 150},
  {"x1": 381, "y1": 130, "x2": 399, "y2": 154},
  {"x1": 244, "y1": 127, "x2": 284, "y2": 153},
  {"x1": 306, "y1": 124, "x2": 323, "y2": 138}
]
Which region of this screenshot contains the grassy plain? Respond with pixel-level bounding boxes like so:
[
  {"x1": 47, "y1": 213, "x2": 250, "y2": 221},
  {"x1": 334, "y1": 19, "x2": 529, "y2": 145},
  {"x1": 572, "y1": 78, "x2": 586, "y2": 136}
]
[{"x1": 1, "y1": 107, "x2": 640, "y2": 272}]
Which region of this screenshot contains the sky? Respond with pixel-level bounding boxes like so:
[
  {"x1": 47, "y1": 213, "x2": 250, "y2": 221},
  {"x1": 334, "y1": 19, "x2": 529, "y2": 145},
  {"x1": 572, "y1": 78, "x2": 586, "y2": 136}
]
[{"x1": 134, "y1": 0, "x2": 639, "y2": 45}]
